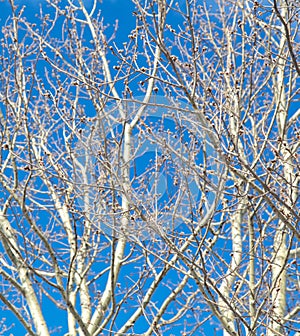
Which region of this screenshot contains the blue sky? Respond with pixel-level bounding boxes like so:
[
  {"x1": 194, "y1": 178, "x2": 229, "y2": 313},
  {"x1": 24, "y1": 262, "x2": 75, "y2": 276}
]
[
  {"x1": 0, "y1": 1, "x2": 219, "y2": 335},
  {"x1": 1, "y1": 0, "x2": 299, "y2": 335},
  {"x1": 0, "y1": 1, "x2": 251, "y2": 334}
]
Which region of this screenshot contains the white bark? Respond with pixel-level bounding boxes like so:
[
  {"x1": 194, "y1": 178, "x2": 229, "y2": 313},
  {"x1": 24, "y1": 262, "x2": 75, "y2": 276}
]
[
  {"x1": 0, "y1": 0, "x2": 299, "y2": 335},
  {"x1": 267, "y1": 3, "x2": 297, "y2": 334},
  {"x1": 0, "y1": 213, "x2": 50, "y2": 336}
]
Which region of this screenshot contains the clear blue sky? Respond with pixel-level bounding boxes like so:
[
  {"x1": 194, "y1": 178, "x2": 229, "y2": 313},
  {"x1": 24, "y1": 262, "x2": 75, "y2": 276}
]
[{"x1": 0, "y1": 1, "x2": 230, "y2": 335}]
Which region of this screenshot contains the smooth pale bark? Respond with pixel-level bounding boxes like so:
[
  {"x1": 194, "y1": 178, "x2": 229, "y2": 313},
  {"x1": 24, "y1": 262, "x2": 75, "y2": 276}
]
[
  {"x1": 217, "y1": 23, "x2": 247, "y2": 336},
  {"x1": 0, "y1": 213, "x2": 50, "y2": 336},
  {"x1": 0, "y1": 0, "x2": 298, "y2": 335},
  {"x1": 266, "y1": 2, "x2": 295, "y2": 334}
]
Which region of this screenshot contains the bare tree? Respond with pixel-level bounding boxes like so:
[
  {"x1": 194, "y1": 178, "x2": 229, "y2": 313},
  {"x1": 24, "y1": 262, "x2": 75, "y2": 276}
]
[{"x1": 0, "y1": 0, "x2": 299, "y2": 335}]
